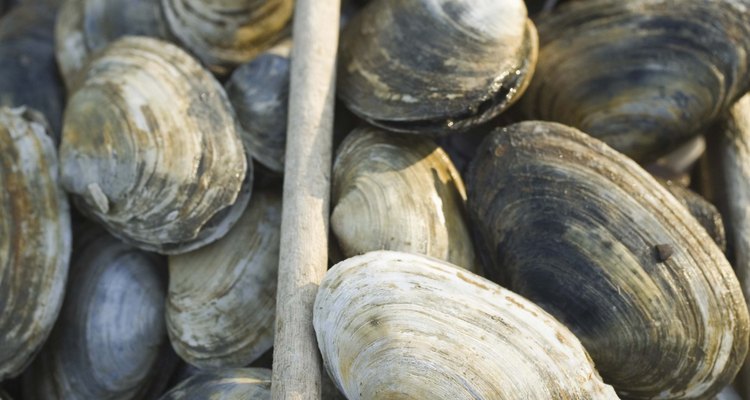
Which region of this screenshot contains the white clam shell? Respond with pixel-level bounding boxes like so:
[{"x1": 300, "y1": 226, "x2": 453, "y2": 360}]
[{"x1": 314, "y1": 250, "x2": 618, "y2": 399}]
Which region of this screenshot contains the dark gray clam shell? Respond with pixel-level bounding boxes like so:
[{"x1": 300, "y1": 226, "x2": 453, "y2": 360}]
[
  {"x1": 0, "y1": 5, "x2": 64, "y2": 143},
  {"x1": 520, "y1": 0, "x2": 750, "y2": 162},
  {"x1": 467, "y1": 121, "x2": 749, "y2": 399},
  {"x1": 338, "y1": 0, "x2": 538, "y2": 135},
  {"x1": 22, "y1": 231, "x2": 177, "y2": 399}
]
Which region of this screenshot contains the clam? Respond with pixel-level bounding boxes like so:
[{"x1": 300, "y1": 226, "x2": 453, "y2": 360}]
[
  {"x1": 520, "y1": 0, "x2": 750, "y2": 162},
  {"x1": 314, "y1": 250, "x2": 618, "y2": 399},
  {"x1": 466, "y1": 121, "x2": 749, "y2": 398},
  {"x1": 338, "y1": 0, "x2": 538, "y2": 134},
  {"x1": 225, "y1": 41, "x2": 290, "y2": 173},
  {"x1": 59, "y1": 36, "x2": 251, "y2": 254},
  {"x1": 700, "y1": 94, "x2": 750, "y2": 400},
  {"x1": 161, "y1": 0, "x2": 293, "y2": 75},
  {"x1": 0, "y1": 5, "x2": 64, "y2": 142},
  {"x1": 55, "y1": 0, "x2": 172, "y2": 90},
  {"x1": 160, "y1": 368, "x2": 271, "y2": 399},
  {"x1": 22, "y1": 229, "x2": 177, "y2": 400},
  {"x1": 167, "y1": 189, "x2": 281, "y2": 369},
  {"x1": 0, "y1": 107, "x2": 71, "y2": 379},
  {"x1": 331, "y1": 126, "x2": 477, "y2": 271}
]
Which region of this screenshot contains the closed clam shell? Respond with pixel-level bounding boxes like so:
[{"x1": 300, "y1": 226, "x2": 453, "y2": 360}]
[
  {"x1": 338, "y1": 0, "x2": 538, "y2": 134},
  {"x1": 161, "y1": 0, "x2": 293, "y2": 75},
  {"x1": 55, "y1": 0, "x2": 171, "y2": 90},
  {"x1": 22, "y1": 231, "x2": 177, "y2": 400},
  {"x1": 59, "y1": 36, "x2": 251, "y2": 255},
  {"x1": 225, "y1": 42, "x2": 290, "y2": 173},
  {"x1": 658, "y1": 180, "x2": 726, "y2": 253},
  {"x1": 314, "y1": 250, "x2": 618, "y2": 399},
  {"x1": 520, "y1": 0, "x2": 750, "y2": 162},
  {"x1": 331, "y1": 127, "x2": 477, "y2": 271},
  {"x1": 701, "y1": 94, "x2": 750, "y2": 400},
  {"x1": 0, "y1": 5, "x2": 64, "y2": 143},
  {"x1": 0, "y1": 107, "x2": 71, "y2": 379},
  {"x1": 167, "y1": 190, "x2": 281, "y2": 369},
  {"x1": 160, "y1": 368, "x2": 271, "y2": 399},
  {"x1": 467, "y1": 121, "x2": 749, "y2": 399}
]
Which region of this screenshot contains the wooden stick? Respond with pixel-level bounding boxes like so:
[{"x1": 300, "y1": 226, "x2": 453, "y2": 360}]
[{"x1": 272, "y1": 0, "x2": 340, "y2": 399}]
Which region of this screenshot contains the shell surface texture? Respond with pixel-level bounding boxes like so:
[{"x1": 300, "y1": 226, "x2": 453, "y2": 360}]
[
  {"x1": 226, "y1": 41, "x2": 290, "y2": 173},
  {"x1": 167, "y1": 189, "x2": 281, "y2": 369},
  {"x1": 331, "y1": 126, "x2": 477, "y2": 271},
  {"x1": 160, "y1": 368, "x2": 271, "y2": 399},
  {"x1": 338, "y1": 0, "x2": 538, "y2": 134},
  {"x1": 59, "y1": 36, "x2": 251, "y2": 255},
  {"x1": 0, "y1": 5, "x2": 64, "y2": 143},
  {"x1": 314, "y1": 250, "x2": 618, "y2": 399},
  {"x1": 55, "y1": 0, "x2": 172, "y2": 90},
  {"x1": 0, "y1": 107, "x2": 71, "y2": 380},
  {"x1": 161, "y1": 0, "x2": 293, "y2": 75},
  {"x1": 520, "y1": 0, "x2": 750, "y2": 162},
  {"x1": 466, "y1": 121, "x2": 750, "y2": 399},
  {"x1": 22, "y1": 229, "x2": 177, "y2": 400}
]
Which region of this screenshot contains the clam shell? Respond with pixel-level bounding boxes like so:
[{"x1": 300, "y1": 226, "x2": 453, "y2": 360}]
[
  {"x1": 161, "y1": 0, "x2": 293, "y2": 75},
  {"x1": 225, "y1": 42, "x2": 290, "y2": 173},
  {"x1": 467, "y1": 121, "x2": 749, "y2": 399},
  {"x1": 0, "y1": 5, "x2": 64, "y2": 143},
  {"x1": 55, "y1": 0, "x2": 171, "y2": 90},
  {"x1": 338, "y1": 0, "x2": 538, "y2": 134},
  {"x1": 314, "y1": 250, "x2": 618, "y2": 399},
  {"x1": 331, "y1": 127, "x2": 477, "y2": 271},
  {"x1": 167, "y1": 190, "x2": 281, "y2": 369},
  {"x1": 22, "y1": 230, "x2": 177, "y2": 399},
  {"x1": 658, "y1": 180, "x2": 726, "y2": 253},
  {"x1": 0, "y1": 107, "x2": 71, "y2": 379},
  {"x1": 59, "y1": 36, "x2": 251, "y2": 255},
  {"x1": 520, "y1": 0, "x2": 750, "y2": 162},
  {"x1": 701, "y1": 93, "x2": 750, "y2": 400},
  {"x1": 160, "y1": 368, "x2": 271, "y2": 399}
]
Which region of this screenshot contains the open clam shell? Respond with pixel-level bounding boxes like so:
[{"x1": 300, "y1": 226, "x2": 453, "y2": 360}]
[
  {"x1": 59, "y1": 36, "x2": 251, "y2": 255},
  {"x1": 467, "y1": 121, "x2": 749, "y2": 399},
  {"x1": 161, "y1": 0, "x2": 293, "y2": 75},
  {"x1": 22, "y1": 230, "x2": 177, "y2": 399},
  {"x1": 160, "y1": 368, "x2": 271, "y2": 399},
  {"x1": 55, "y1": 0, "x2": 171, "y2": 90},
  {"x1": 167, "y1": 190, "x2": 281, "y2": 369},
  {"x1": 520, "y1": 0, "x2": 750, "y2": 162},
  {"x1": 314, "y1": 250, "x2": 618, "y2": 399},
  {"x1": 338, "y1": 0, "x2": 538, "y2": 134},
  {"x1": 331, "y1": 127, "x2": 477, "y2": 271},
  {"x1": 0, "y1": 107, "x2": 71, "y2": 379},
  {"x1": 0, "y1": 5, "x2": 64, "y2": 143},
  {"x1": 226, "y1": 42, "x2": 290, "y2": 174}
]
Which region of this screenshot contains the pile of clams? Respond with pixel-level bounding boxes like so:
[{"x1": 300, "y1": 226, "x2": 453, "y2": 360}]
[{"x1": 4, "y1": 0, "x2": 750, "y2": 398}]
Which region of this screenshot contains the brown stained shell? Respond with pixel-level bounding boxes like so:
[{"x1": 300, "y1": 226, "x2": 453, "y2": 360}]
[
  {"x1": 314, "y1": 251, "x2": 618, "y2": 399},
  {"x1": 0, "y1": 5, "x2": 64, "y2": 143},
  {"x1": 0, "y1": 107, "x2": 71, "y2": 379},
  {"x1": 701, "y1": 94, "x2": 750, "y2": 400},
  {"x1": 520, "y1": 0, "x2": 750, "y2": 162},
  {"x1": 160, "y1": 368, "x2": 271, "y2": 400},
  {"x1": 338, "y1": 0, "x2": 538, "y2": 134},
  {"x1": 658, "y1": 179, "x2": 726, "y2": 253},
  {"x1": 467, "y1": 121, "x2": 749, "y2": 399},
  {"x1": 225, "y1": 41, "x2": 290, "y2": 173},
  {"x1": 167, "y1": 190, "x2": 281, "y2": 369},
  {"x1": 22, "y1": 231, "x2": 177, "y2": 399},
  {"x1": 331, "y1": 126, "x2": 477, "y2": 272},
  {"x1": 161, "y1": 0, "x2": 293, "y2": 75},
  {"x1": 59, "y1": 36, "x2": 251, "y2": 255},
  {"x1": 55, "y1": 0, "x2": 171, "y2": 90}
]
